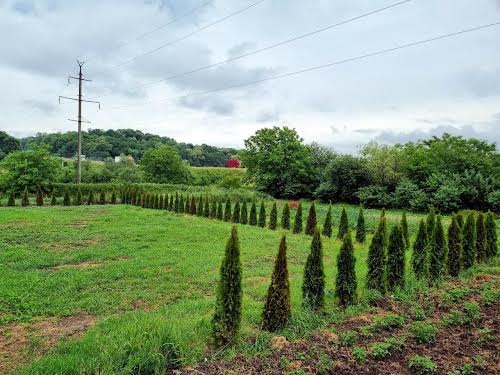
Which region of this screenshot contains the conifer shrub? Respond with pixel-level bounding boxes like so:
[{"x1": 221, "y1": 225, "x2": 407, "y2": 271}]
[
  {"x1": 212, "y1": 226, "x2": 243, "y2": 346},
  {"x1": 99, "y1": 191, "x2": 106, "y2": 205},
  {"x1": 367, "y1": 216, "x2": 387, "y2": 294},
  {"x1": 322, "y1": 204, "x2": 332, "y2": 238},
  {"x1": 476, "y1": 212, "x2": 487, "y2": 263},
  {"x1": 216, "y1": 200, "x2": 224, "y2": 220},
  {"x1": 178, "y1": 195, "x2": 184, "y2": 212},
  {"x1": 232, "y1": 200, "x2": 241, "y2": 223},
  {"x1": 224, "y1": 198, "x2": 232, "y2": 222},
  {"x1": 485, "y1": 211, "x2": 497, "y2": 259},
  {"x1": 21, "y1": 188, "x2": 29, "y2": 206},
  {"x1": 293, "y1": 202, "x2": 303, "y2": 234},
  {"x1": 355, "y1": 206, "x2": 366, "y2": 243},
  {"x1": 240, "y1": 200, "x2": 248, "y2": 224},
  {"x1": 63, "y1": 189, "x2": 71, "y2": 206},
  {"x1": 456, "y1": 212, "x2": 464, "y2": 228},
  {"x1": 210, "y1": 197, "x2": 217, "y2": 219},
  {"x1": 87, "y1": 190, "x2": 95, "y2": 205},
  {"x1": 36, "y1": 186, "x2": 44, "y2": 206},
  {"x1": 447, "y1": 214, "x2": 462, "y2": 277},
  {"x1": 130, "y1": 190, "x2": 136, "y2": 206},
  {"x1": 51, "y1": 190, "x2": 57, "y2": 206},
  {"x1": 401, "y1": 212, "x2": 409, "y2": 249},
  {"x1": 380, "y1": 208, "x2": 387, "y2": 246},
  {"x1": 7, "y1": 191, "x2": 15, "y2": 206},
  {"x1": 426, "y1": 208, "x2": 436, "y2": 242},
  {"x1": 111, "y1": 190, "x2": 117, "y2": 204},
  {"x1": 412, "y1": 219, "x2": 429, "y2": 279},
  {"x1": 258, "y1": 200, "x2": 266, "y2": 228},
  {"x1": 336, "y1": 232, "x2": 357, "y2": 306},
  {"x1": 337, "y1": 207, "x2": 349, "y2": 240},
  {"x1": 185, "y1": 196, "x2": 190, "y2": 212},
  {"x1": 203, "y1": 197, "x2": 210, "y2": 217},
  {"x1": 462, "y1": 213, "x2": 476, "y2": 269},
  {"x1": 429, "y1": 216, "x2": 446, "y2": 283},
  {"x1": 159, "y1": 195, "x2": 164, "y2": 209},
  {"x1": 305, "y1": 202, "x2": 317, "y2": 235},
  {"x1": 269, "y1": 202, "x2": 278, "y2": 230},
  {"x1": 386, "y1": 225, "x2": 405, "y2": 292},
  {"x1": 174, "y1": 193, "x2": 180, "y2": 212},
  {"x1": 168, "y1": 194, "x2": 174, "y2": 211},
  {"x1": 281, "y1": 203, "x2": 291, "y2": 230},
  {"x1": 262, "y1": 236, "x2": 291, "y2": 332},
  {"x1": 302, "y1": 228, "x2": 325, "y2": 311},
  {"x1": 75, "y1": 190, "x2": 83, "y2": 206},
  {"x1": 197, "y1": 196, "x2": 204, "y2": 217},
  {"x1": 190, "y1": 195, "x2": 197, "y2": 215},
  {"x1": 249, "y1": 199, "x2": 257, "y2": 226}
]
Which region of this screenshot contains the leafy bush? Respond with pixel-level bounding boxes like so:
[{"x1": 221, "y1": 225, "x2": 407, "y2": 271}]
[
  {"x1": 352, "y1": 347, "x2": 368, "y2": 363},
  {"x1": 370, "y1": 337, "x2": 404, "y2": 359},
  {"x1": 339, "y1": 331, "x2": 358, "y2": 347},
  {"x1": 410, "y1": 321, "x2": 438, "y2": 344},
  {"x1": 487, "y1": 190, "x2": 500, "y2": 212},
  {"x1": 408, "y1": 355, "x2": 437, "y2": 373},
  {"x1": 371, "y1": 314, "x2": 405, "y2": 332},
  {"x1": 357, "y1": 185, "x2": 392, "y2": 208}
]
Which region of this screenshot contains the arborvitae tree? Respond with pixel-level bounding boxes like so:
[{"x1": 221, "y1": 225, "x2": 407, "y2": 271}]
[
  {"x1": 426, "y1": 208, "x2": 436, "y2": 242},
  {"x1": 281, "y1": 203, "x2": 291, "y2": 230},
  {"x1": 203, "y1": 197, "x2": 210, "y2": 217},
  {"x1": 258, "y1": 200, "x2": 266, "y2": 228},
  {"x1": 264, "y1": 202, "x2": 276, "y2": 230},
  {"x1": 240, "y1": 200, "x2": 248, "y2": 224},
  {"x1": 335, "y1": 232, "x2": 357, "y2": 306},
  {"x1": 429, "y1": 216, "x2": 447, "y2": 283},
  {"x1": 456, "y1": 213, "x2": 464, "y2": 229},
  {"x1": 36, "y1": 186, "x2": 44, "y2": 206},
  {"x1": 216, "y1": 199, "x2": 224, "y2": 220},
  {"x1": 224, "y1": 198, "x2": 232, "y2": 222},
  {"x1": 142, "y1": 193, "x2": 148, "y2": 208},
  {"x1": 302, "y1": 228, "x2": 325, "y2": 311},
  {"x1": 99, "y1": 191, "x2": 106, "y2": 205},
  {"x1": 168, "y1": 194, "x2": 174, "y2": 211},
  {"x1": 380, "y1": 208, "x2": 387, "y2": 246},
  {"x1": 232, "y1": 200, "x2": 241, "y2": 223},
  {"x1": 337, "y1": 207, "x2": 349, "y2": 240},
  {"x1": 131, "y1": 190, "x2": 137, "y2": 206},
  {"x1": 159, "y1": 195, "x2": 164, "y2": 210},
  {"x1": 75, "y1": 190, "x2": 82, "y2": 206},
  {"x1": 386, "y1": 225, "x2": 405, "y2": 291},
  {"x1": 322, "y1": 204, "x2": 333, "y2": 237},
  {"x1": 355, "y1": 206, "x2": 366, "y2": 243},
  {"x1": 262, "y1": 236, "x2": 291, "y2": 332},
  {"x1": 137, "y1": 193, "x2": 143, "y2": 207},
  {"x1": 305, "y1": 202, "x2": 317, "y2": 235},
  {"x1": 190, "y1": 195, "x2": 197, "y2": 215},
  {"x1": 210, "y1": 197, "x2": 218, "y2": 219},
  {"x1": 179, "y1": 195, "x2": 185, "y2": 212},
  {"x1": 249, "y1": 199, "x2": 258, "y2": 226},
  {"x1": 462, "y1": 213, "x2": 476, "y2": 269},
  {"x1": 63, "y1": 189, "x2": 70, "y2": 206},
  {"x1": 412, "y1": 219, "x2": 429, "y2": 279},
  {"x1": 111, "y1": 190, "x2": 117, "y2": 204},
  {"x1": 476, "y1": 212, "x2": 487, "y2": 263},
  {"x1": 293, "y1": 202, "x2": 303, "y2": 234},
  {"x1": 51, "y1": 190, "x2": 57, "y2": 206},
  {"x1": 21, "y1": 188, "x2": 29, "y2": 207},
  {"x1": 367, "y1": 216, "x2": 387, "y2": 293},
  {"x1": 185, "y1": 196, "x2": 190, "y2": 213},
  {"x1": 485, "y1": 211, "x2": 497, "y2": 259},
  {"x1": 401, "y1": 212, "x2": 409, "y2": 249},
  {"x1": 7, "y1": 191, "x2": 15, "y2": 206},
  {"x1": 197, "y1": 195, "x2": 204, "y2": 217},
  {"x1": 174, "y1": 193, "x2": 180, "y2": 212},
  {"x1": 447, "y1": 214, "x2": 462, "y2": 277},
  {"x1": 212, "y1": 226, "x2": 243, "y2": 346},
  {"x1": 87, "y1": 190, "x2": 95, "y2": 205}
]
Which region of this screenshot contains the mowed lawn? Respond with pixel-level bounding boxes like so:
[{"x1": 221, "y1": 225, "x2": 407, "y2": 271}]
[{"x1": 0, "y1": 203, "x2": 433, "y2": 373}]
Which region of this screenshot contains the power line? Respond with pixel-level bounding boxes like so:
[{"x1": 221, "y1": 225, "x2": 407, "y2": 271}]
[
  {"x1": 114, "y1": 0, "x2": 267, "y2": 68},
  {"x1": 108, "y1": 21, "x2": 500, "y2": 110},
  {"x1": 135, "y1": 0, "x2": 413, "y2": 89}
]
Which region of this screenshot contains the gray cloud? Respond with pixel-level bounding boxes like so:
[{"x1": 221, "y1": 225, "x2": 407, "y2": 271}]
[
  {"x1": 227, "y1": 41, "x2": 257, "y2": 59},
  {"x1": 23, "y1": 98, "x2": 57, "y2": 114},
  {"x1": 256, "y1": 110, "x2": 279, "y2": 123},
  {"x1": 178, "y1": 95, "x2": 234, "y2": 115}
]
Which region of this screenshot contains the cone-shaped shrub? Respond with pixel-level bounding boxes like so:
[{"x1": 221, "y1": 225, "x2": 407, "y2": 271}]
[
  {"x1": 203, "y1": 197, "x2": 210, "y2": 217},
  {"x1": 240, "y1": 200, "x2": 248, "y2": 224},
  {"x1": 216, "y1": 199, "x2": 224, "y2": 220},
  {"x1": 168, "y1": 194, "x2": 174, "y2": 211},
  {"x1": 179, "y1": 195, "x2": 185, "y2": 212},
  {"x1": 269, "y1": 202, "x2": 278, "y2": 230},
  {"x1": 337, "y1": 207, "x2": 349, "y2": 240},
  {"x1": 322, "y1": 204, "x2": 332, "y2": 237},
  {"x1": 262, "y1": 236, "x2": 291, "y2": 332},
  {"x1": 335, "y1": 232, "x2": 357, "y2": 306},
  {"x1": 7, "y1": 191, "x2": 15, "y2": 206},
  {"x1": 485, "y1": 212, "x2": 497, "y2": 259},
  {"x1": 426, "y1": 208, "x2": 436, "y2": 242},
  {"x1": 293, "y1": 202, "x2": 303, "y2": 234},
  {"x1": 412, "y1": 219, "x2": 428, "y2": 279},
  {"x1": 137, "y1": 193, "x2": 143, "y2": 207},
  {"x1": 447, "y1": 214, "x2": 462, "y2": 277},
  {"x1": 380, "y1": 208, "x2": 387, "y2": 246},
  {"x1": 63, "y1": 189, "x2": 70, "y2": 206},
  {"x1": 189, "y1": 195, "x2": 197, "y2": 215},
  {"x1": 305, "y1": 202, "x2": 317, "y2": 235},
  {"x1": 21, "y1": 188, "x2": 29, "y2": 206},
  {"x1": 429, "y1": 216, "x2": 447, "y2": 283},
  {"x1": 87, "y1": 190, "x2": 95, "y2": 205},
  {"x1": 224, "y1": 198, "x2": 232, "y2": 222},
  {"x1": 367, "y1": 216, "x2": 387, "y2": 293},
  {"x1": 355, "y1": 206, "x2": 366, "y2": 243},
  {"x1": 185, "y1": 196, "x2": 190, "y2": 213},
  {"x1": 75, "y1": 190, "x2": 82, "y2": 206},
  {"x1": 386, "y1": 225, "x2": 405, "y2": 291},
  {"x1": 197, "y1": 196, "x2": 204, "y2": 217},
  {"x1": 174, "y1": 193, "x2": 180, "y2": 212},
  {"x1": 142, "y1": 193, "x2": 147, "y2": 208},
  {"x1": 51, "y1": 190, "x2": 57, "y2": 206},
  {"x1": 210, "y1": 197, "x2": 218, "y2": 219},
  {"x1": 212, "y1": 226, "x2": 243, "y2": 346},
  {"x1": 462, "y1": 213, "x2": 476, "y2": 269},
  {"x1": 476, "y1": 212, "x2": 487, "y2": 263},
  {"x1": 401, "y1": 212, "x2": 409, "y2": 249},
  {"x1": 99, "y1": 191, "x2": 106, "y2": 205},
  {"x1": 130, "y1": 190, "x2": 137, "y2": 206},
  {"x1": 456, "y1": 213, "x2": 464, "y2": 229},
  {"x1": 159, "y1": 195, "x2": 164, "y2": 209},
  {"x1": 36, "y1": 186, "x2": 44, "y2": 206},
  {"x1": 249, "y1": 199, "x2": 258, "y2": 226},
  {"x1": 232, "y1": 201, "x2": 241, "y2": 223},
  {"x1": 258, "y1": 200, "x2": 266, "y2": 228},
  {"x1": 111, "y1": 190, "x2": 117, "y2": 204},
  {"x1": 302, "y1": 228, "x2": 325, "y2": 311},
  {"x1": 281, "y1": 203, "x2": 291, "y2": 230}
]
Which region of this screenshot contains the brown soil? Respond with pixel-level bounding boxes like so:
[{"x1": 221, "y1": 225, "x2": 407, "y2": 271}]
[
  {"x1": 48, "y1": 256, "x2": 129, "y2": 270},
  {"x1": 67, "y1": 220, "x2": 89, "y2": 228},
  {"x1": 50, "y1": 238, "x2": 102, "y2": 252}
]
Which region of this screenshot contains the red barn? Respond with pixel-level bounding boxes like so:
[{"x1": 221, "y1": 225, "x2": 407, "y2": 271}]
[{"x1": 226, "y1": 159, "x2": 241, "y2": 168}]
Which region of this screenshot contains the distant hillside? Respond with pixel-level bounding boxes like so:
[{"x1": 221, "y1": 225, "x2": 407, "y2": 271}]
[{"x1": 20, "y1": 129, "x2": 240, "y2": 167}]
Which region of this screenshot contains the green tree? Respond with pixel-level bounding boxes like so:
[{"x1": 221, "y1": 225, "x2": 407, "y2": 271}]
[
  {"x1": 462, "y1": 213, "x2": 476, "y2": 269},
  {"x1": 224, "y1": 198, "x2": 232, "y2": 222},
  {"x1": 429, "y1": 216, "x2": 447, "y2": 282},
  {"x1": 337, "y1": 207, "x2": 349, "y2": 239},
  {"x1": 293, "y1": 202, "x2": 303, "y2": 234},
  {"x1": 355, "y1": 206, "x2": 366, "y2": 243},
  {"x1": 249, "y1": 199, "x2": 257, "y2": 226},
  {"x1": 216, "y1": 200, "x2": 223, "y2": 220},
  {"x1": 279, "y1": 204, "x2": 290, "y2": 231},
  {"x1": 302, "y1": 228, "x2": 325, "y2": 311},
  {"x1": 189, "y1": 195, "x2": 197, "y2": 215},
  {"x1": 269, "y1": 202, "x2": 278, "y2": 230},
  {"x1": 140, "y1": 145, "x2": 191, "y2": 184},
  {"x1": 99, "y1": 191, "x2": 106, "y2": 205},
  {"x1": 447, "y1": 215, "x2": 462, "y2": 277},
  {"x1": 51, "y1": 190, "x2": 57, "y2": 206},
  {"x1": 203, "y1": 197, "x2": 210, "y2": 217},
  {"x1": 426, "y1": 208, "x2": 436, "y2": 242},
  {"x1": 210, "y1": 197, "x2": 217, "y2": 219},
  {"x1": 412, "y1": 219, "x2": 428, "y2": 279},
  {"x1": 212, "y1": 226, "x2": 242, "y2": 346},
  {"x1": 87, "y1": 190, "x2": 95, "y2": 205},
  {"x1": 7, "y1": 191, "x2": 15, "y2": 206},
  {"x1": 456, "y1": 213, "x2": 464, "y2": 228},
  {"x1": 36, "y1": 186, "x2": 44, "y2": 206},
  {"x1": 485, "y1": 211, "x2": 497, "y2": 259},
  {"x1": 111, "y1": 190, "x2": 117, "y2": 204},
  {"x1": 322, "y1": 204, "x2": 333, "y2": 238},
  {"x1": 262, "y1": 236, "x2": 291, "y2": 331},
  {"x1": 401, "y1": 212, "x2": 409, "y2": 249},
  {"x1": 240, "y1": 200, "x2": 248, "y2": 224},
  {"x1": 335, "y1": 232, "x2": 357, "y2": 306},
  {"x1": 232, "y1": 200, "x2": 241, "y2": 223},
  {"x1": 305, "y1": 202, "x2": 317, "y2": 235},
  {"x1": 386, "y1": 225, "x2": 405, "y2": 291},
  {"x1": 0, "y1": 130, "x2": 21, "y2": 160},
  {"x1": 63, "y1": 189, "x2": 70, "y2": 206},
  {"x1": 258, "y1": 200, "x2": 266, "y2": 228},
  {"x1": 476, "y1": 213, "x2": 487, "y2": 263},
  {"x1": 174, "y1": 192, "x2": 180, "y2": 212},
  {"x1": 21, "y1": 188, "x2": 29, "y2": 206}
]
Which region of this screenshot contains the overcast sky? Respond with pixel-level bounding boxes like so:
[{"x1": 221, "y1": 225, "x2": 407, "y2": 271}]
[{"x1": 1, "y1": 0, "x2": 499, "y2": 152}]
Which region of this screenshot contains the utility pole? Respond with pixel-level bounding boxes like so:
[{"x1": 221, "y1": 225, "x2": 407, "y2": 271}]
[{"x1": 59, "y1": 61, "x2": 100, "y2": 184}]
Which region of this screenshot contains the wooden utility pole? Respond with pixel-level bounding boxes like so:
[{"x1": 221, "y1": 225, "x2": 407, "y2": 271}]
[{"x1": 59, "y1": 61, "x2": 100, "y2": 184}]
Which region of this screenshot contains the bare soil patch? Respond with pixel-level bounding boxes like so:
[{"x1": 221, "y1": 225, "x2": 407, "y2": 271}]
[
  {"x1": 49, "y1": 256, "x2": 129, "y2": 270},
  {"x1": 67, "y1": 220, "x2": 89, "y2": 228},
  {"x1": 50, "y1": 238, "x2": 103, "y2": 252}
]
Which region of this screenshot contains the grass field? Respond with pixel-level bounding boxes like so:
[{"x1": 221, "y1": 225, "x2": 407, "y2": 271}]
[{"x1": 0, "y1": 202, "x2": 496, "y2": 374}]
